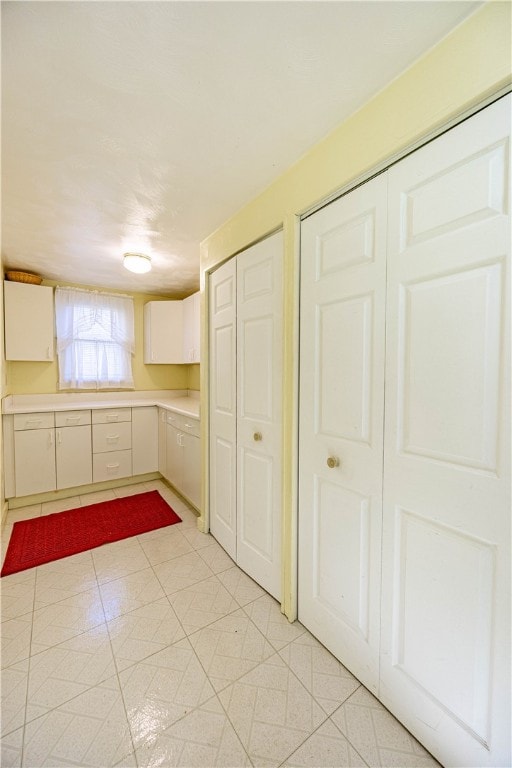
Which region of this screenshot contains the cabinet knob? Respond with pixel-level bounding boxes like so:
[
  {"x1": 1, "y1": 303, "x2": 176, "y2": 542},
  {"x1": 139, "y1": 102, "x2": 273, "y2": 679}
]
[
  {"x1": 253, "y1": 432, "x2": 262, "y2": 442},
  {"x1": 326, "y1": 456, "x2": 340, "y2": 469}
]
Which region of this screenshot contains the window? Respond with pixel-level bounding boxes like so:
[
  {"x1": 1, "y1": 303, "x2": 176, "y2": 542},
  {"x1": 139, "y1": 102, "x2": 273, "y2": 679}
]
[{"x1": 55, "y1": 287, "x2": 134, "y2": 389}]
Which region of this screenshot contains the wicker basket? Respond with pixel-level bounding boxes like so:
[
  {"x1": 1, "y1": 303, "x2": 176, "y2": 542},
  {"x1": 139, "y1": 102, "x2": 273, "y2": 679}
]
[{"x1": 5, "y1": 270, "x2": 43, "y2": 285}]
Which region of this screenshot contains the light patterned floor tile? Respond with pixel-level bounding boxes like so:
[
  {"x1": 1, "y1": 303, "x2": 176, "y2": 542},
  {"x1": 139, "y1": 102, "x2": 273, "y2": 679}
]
[
  {"x1": 0, "y1": 613, "x2": 32, "y2": 667},
  {"x1": 34, "y1": 551, "x2": 98, "y2": 609},
  {"x1": 153, "y1": 551, "x2": 214, "y2": 596},
  {"x1": 1, "y1": 524, "x2": 14, "y2": 567},
  {"x1": 189, "y1": 609, "x2": 275, "y2": 691},
  {"x1": 80, "y1": 489, "x2": 116, "y2": 505},
  {"x1": 5, "y1": 504, "x2": 41, "y2": 525},
  {"x1": 99, "y1": 568, "x2": 165, "y2": 621},
  {"x1": 26, "y1": 623, "x2": 115, "y2": 722},
  {"x1": 31, "y1": 586, "x2": 106, "y2": 654},
  {"x1": 167, "y1": 576, "x2": 239, "y2": 635},
  {"x1": 40, "y1": 496, "x2": 80, "y2": 515},
  {"x1": 119, "y1": 637, "x2": 215, "y2": 748},
  {"x1": 22, "y1": 675, "x2": 135, "y2": 767},
  {"x1": 0, "y1": 725, "x2": 23, "y2": 767},
  {"x1": 113, "y1": 483, "x2": 149, "y2": 498},
  {"x1": 92, "y1": 539, "x2": 151, "y2": 585},
  {"x1": 107, "y1": 598, "x2": 185, "y2": 672},
  {"x1": 197, "y1": 539, "x2": 235, "y2": 574},
  {"x1": 139, "y1": 527, "x2": 193, "y2": 566},
  {"x1": 1, "y1": 571, "x2": 37, "y2": 622},
  {"x1": 331, "y1": 687, "x2": 441, "y2": 767},
  {"x1": 155, "y1": 489, "x2": 198, "y2": 528},
  {"x1": 135, "y1": 696, "x2": 251, "y2": 768},
  {"x1": 279, "y1": 631, "x2": 360, "y2": 714},
  {"x1": 1, "y1": 659, "x2": 29, "y2": 736},
  {"x1": 243, "y1": 594, "x2": 306, "y2": 650},
  {"x1": 181, "y1": 527, "x2": 214, "y2": 551},
  {"x1": 218, "y1": 653, "x2": 326, "y2": 767},
  {"x1": 217, "y1": 565, "x2": 266, "y2": 607},
  {"x1": 282, "y1": 719, "x2": 368, "y2": 767}
]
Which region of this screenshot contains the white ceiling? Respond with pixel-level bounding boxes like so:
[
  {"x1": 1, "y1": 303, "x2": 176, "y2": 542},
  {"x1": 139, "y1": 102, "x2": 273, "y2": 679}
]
[{"x1": 2, "y1": 1, "x2": 480, "y2": 297}]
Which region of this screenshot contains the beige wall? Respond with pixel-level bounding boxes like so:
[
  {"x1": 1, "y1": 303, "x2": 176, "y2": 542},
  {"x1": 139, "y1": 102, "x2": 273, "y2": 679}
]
[
  {"x1": 5, "y1": 279, "x2": 196, "y2": 394},
  {"x1": 199, "y1": 3, "x2": 512, "y2": 618},
  {"x1": 0, "y1": 256, "x2": 5, "y2": 527}
]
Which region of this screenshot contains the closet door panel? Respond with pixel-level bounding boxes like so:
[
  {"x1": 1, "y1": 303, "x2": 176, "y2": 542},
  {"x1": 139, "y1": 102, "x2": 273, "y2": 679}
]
[
  {"x1": 298, "y1": 173, "x2": 387, "y2": 692},
  {"x1": 381, "y1": 95, "x2": 510, "y2": 768},
  {"x1": 209, "y1": 259, "x2": 237, "y2": 559},
  {"x1": 236, "y1": 231, "x2": 283, "y2": 600}
]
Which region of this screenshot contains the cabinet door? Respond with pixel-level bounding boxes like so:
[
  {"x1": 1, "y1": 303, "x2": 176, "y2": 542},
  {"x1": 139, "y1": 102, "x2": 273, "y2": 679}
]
[
  {"x1": 56, "y1": 425, "x2": 92, "y2": 489},
  {"x1": 298, "y1": 173, "x2": 387, "y2": 693},
  {"x1": 4, "y1": 282, "x2": 54, "y2": 361},
  {"x1": 165, "y1": 420, "x2": 182, "y2": 489},
  {"x1": 182, "y1": 432, "x2": 200, "y2": 509},
  {"x1": 132, "y1": 407, "x2": 158, "y2": 475},
  {"x1": 381, "y1": 94, "x2": 510, "y2": 768},
  {"x1": 158, "y1": 408, "x2": 167, "y2": 477},
  {"x1": 14, "y1": 429, "x2": 56, "y2": 496},
  {"x1": 144, "y1": 301, "x2": 184, "y2": 363},
  {"x1": 183, "y1": 292, "x2": 200, "y2": 363}
]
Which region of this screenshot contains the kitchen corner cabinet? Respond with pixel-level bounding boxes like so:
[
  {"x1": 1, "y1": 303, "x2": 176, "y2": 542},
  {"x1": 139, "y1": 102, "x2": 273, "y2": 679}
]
[
  {"x1": 144, "y1": 301, "x2": 183, "y2": 363},
  {"x1": 4, "y1": 281, "x2": 54, "y2": 361},
  {"x1": 55, "y1": 410, "x2": 92, "y2": 489},
  {"x1": 164, "y1": 411, "x2": 201, "y2": 509},
  {"x1": 182, "y1": 291, "x2": 200, "y2": 363}
]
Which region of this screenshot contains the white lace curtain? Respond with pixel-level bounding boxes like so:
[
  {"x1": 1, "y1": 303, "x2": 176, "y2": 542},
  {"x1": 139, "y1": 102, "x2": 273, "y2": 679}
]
[{"x1": 55, "y1": 287, "x2": 135, "y2": 389}]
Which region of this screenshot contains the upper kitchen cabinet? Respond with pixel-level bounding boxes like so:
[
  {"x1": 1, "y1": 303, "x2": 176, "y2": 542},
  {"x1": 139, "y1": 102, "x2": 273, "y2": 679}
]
[
  {"x1": 4, "y1": 281, "x2": 55, "y2": 361},
  {"x1": 182, "y1": 291, "x2": 200, "y2": 363},
  {"x1": 144, "y1": 300, "x2": 184, "y2": 363},
  {"x1": 144, "y1": 294, "x2": 200, "y2": 364}
]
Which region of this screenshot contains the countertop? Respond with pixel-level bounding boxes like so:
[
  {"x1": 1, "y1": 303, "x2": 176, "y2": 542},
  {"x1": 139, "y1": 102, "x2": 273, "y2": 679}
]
[{"x1": 1, "y1": 390, "x2": 200, "y2": 419}]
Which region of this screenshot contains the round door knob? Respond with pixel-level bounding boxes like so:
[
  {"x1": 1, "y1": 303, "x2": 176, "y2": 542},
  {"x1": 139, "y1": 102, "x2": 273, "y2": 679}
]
[
  {"x1": 326, "y1": 456, "x2": 339, "y2": 469},
  {"x1": 253, "y1": 432, "x2": 262, "y2": 441}
]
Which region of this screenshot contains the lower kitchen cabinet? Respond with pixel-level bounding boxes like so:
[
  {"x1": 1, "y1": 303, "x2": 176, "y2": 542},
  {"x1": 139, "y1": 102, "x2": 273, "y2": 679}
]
[
  {"x1": 165, "y1": 411, "x2": 201, "y2": 509},
  {"x1": 56, "y1": 424, "x2": 92, "y2": 489},
  {"x1": 14, "y1": 427, "x2": 56, "y2": 496}
]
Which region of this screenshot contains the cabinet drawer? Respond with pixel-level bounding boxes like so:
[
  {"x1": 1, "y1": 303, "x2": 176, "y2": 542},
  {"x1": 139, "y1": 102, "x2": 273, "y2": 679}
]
[
  {"x1": 92, "y1": 408, "x2": 131, "y2": 425},
  {"x1": 55, "y1": 409, "x2": 91, "y2": 427},
  {"x1": 14, "y1": 412, "x2": 54, "y2": 431},
  {"x1": 93, "y1": 450, "x2": 132, "y2": 483},
  {"x1": 181, "y1": 417, "x2": 200, "y2": 438},
  {"x1": 93, "y1": 421, "x2": 132, "y2": 453}
]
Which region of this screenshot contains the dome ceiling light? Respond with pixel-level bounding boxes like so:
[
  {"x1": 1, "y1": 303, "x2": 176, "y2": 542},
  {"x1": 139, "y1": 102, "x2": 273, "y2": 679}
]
[{"x1": 123, "y1": 252, "x2": 151, "y2": 274}]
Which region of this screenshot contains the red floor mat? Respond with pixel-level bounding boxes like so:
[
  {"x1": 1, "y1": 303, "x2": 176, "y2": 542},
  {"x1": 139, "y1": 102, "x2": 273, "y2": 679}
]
[{"x1": 1, "y1": 490, "x2": 181, "y2": 576}]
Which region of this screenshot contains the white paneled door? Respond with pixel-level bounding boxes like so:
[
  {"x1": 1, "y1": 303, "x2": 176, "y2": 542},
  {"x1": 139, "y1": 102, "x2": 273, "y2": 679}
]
[
  {"x1": 236, "y1": 234, "x2": 283, "y2": 599},
  {"x1": 209, "y1": 257, "x2": 237, "y2": 559},
  {"x1": 298, "y1": 173, "x2": 388, "y2": 693},
  {"x1": 299, "y1": 94, "x2": 510, "y2": 768},
  {"x1": 380, "y1": 96, "x2": 510, "y2": 767},
  {"x1": 209, "y1": 231, "x2": 283, "y2": 599}
]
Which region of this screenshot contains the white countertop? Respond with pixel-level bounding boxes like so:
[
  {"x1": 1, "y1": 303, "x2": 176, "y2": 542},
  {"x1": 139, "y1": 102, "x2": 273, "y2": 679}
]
[{"x1": 2, "y1": 390, "x2": 200, "y2": 419}]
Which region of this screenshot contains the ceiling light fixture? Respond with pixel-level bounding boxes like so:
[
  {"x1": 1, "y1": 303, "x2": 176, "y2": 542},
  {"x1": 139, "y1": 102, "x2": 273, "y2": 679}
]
[{"x1": 123, "y1": 252, "x2": 152, "y2": 274}]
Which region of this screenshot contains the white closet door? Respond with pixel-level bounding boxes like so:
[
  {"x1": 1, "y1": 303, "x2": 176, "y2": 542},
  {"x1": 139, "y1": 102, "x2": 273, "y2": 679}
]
[
  {"x1": 381, "y1": 95, "x2": 511, "y2": 767},
  {"x1": 236, "y1": 232, "x2": 283, "y2": 600},
  {"x1": 298, "y1": 174, "x2": 388, "y2": 692},
  {"x1": 209, "y1": 258, "x2": 237, "y2": 559}
]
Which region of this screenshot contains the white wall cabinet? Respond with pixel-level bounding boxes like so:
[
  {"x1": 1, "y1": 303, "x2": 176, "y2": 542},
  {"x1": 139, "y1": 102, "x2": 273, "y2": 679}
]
[
  {"x1": 4, "y1": 281, "x2": 54, "y2": 361},
  {"x1": 298, "y1": 96, "x2": 510, "y2": 768},
  {"x1": 182, "y1": 291, "x2": 200, "y2": 363},
  {"x1": 165, "y1": 411, "x2": 200, "y2": 508},
  {"x1": 144, "y1": 301, "x2": 184, "y2": 363}
]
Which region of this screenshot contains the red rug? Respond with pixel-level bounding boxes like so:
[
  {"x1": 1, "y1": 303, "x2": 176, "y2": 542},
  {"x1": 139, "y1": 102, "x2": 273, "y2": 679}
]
[{"x1": 1, "y1": 491, "x2": 182, "y2": 577}]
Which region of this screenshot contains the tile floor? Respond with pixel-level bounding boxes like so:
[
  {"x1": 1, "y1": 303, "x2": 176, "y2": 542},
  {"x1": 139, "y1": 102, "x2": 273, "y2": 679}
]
[{"x1": 1, "y1": 480, "x2": 441, "y2": 768}]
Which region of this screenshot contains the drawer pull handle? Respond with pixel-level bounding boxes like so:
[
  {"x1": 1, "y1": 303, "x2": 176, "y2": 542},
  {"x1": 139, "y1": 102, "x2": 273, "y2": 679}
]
[
  {"x1": 27, "y1": 419, "x2": 42, "y2": 425},
  {"x1": 106, "y1": 414, "x2": 119, "y2": 422},
  {"x1": 66, "y1": 416, "x2": 81, "y2": 423},
  {"x1": 107, "y1": 463, "x2": 120, "y2": 470},
  {"x1": 106, "y1": 434, "x2": 120, "y2": 442}
]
